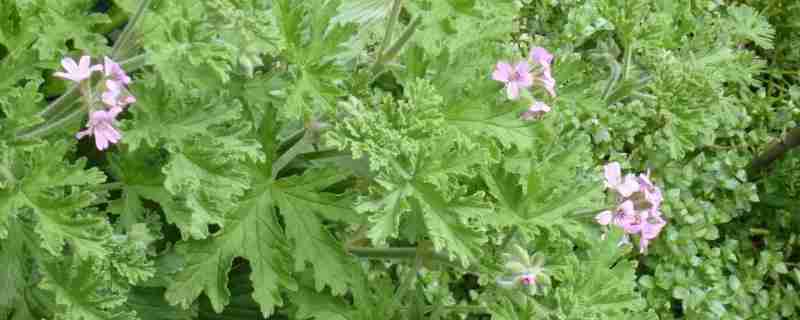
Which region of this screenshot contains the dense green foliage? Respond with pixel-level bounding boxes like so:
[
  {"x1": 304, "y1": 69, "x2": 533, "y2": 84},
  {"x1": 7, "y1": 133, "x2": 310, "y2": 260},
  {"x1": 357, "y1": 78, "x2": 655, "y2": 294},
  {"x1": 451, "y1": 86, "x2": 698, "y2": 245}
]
[{"x1": 1, "y1": 0, "x2": 799, "y2": 319}]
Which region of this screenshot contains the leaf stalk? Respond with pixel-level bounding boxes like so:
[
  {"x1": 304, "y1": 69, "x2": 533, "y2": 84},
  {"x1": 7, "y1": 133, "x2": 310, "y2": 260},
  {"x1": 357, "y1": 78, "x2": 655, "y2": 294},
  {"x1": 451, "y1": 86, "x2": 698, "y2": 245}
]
[{"x1": 370, "y1": 15, "x2": 422, "y2": 78}]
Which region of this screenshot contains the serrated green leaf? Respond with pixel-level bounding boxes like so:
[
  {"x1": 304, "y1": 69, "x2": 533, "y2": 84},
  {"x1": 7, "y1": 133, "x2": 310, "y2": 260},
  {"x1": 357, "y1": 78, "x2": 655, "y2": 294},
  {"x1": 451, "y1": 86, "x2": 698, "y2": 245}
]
[
  {"x1": 272, "y1": 168, "x2": 358, "y2": 295},
  {"x1": 40, "y1": 256, "x2": 137, "y2": 320},
  {"x1": 165, "y1": 168, "x2": 295, "y2": 316}
]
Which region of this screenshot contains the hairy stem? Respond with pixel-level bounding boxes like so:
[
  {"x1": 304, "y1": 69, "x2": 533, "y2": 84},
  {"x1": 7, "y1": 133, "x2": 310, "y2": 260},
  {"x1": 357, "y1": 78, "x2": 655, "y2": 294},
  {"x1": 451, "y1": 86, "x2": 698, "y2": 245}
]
[
  {"x1": 346, "y1": 246, "x2": 453, "y2": 265},
  {"x1": 376, "y1": 0, "x2": 403, "y2": 58},
  {"x1": 15, "y1": 107, "x2": 85, "y2": 141},
  {"x1": 746, "y1": 127, "x2": 800, "y2": 180},
  {"x1": 111, "y1": 0, "x2": 153, "y2": 58},
  {"x1": 38, "y1": 83, "x2": 81, "y2": 118},
  {"x1": 602, "y1": 60, "x2": 622, "y2": 102},
  {"x1": 370, "y1": 15, "x2": 422, "y2": 78},
  {"x1": 90, "y1": 182, "x2": 126, "y2": 192}
]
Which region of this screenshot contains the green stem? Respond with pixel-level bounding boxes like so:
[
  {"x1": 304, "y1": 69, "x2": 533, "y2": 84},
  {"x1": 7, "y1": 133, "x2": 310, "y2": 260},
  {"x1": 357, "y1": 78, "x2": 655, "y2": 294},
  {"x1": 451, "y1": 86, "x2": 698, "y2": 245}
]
[
  {"x1": 16, "y1": 107, "x2": 85, "y2": 141},
  {"x1": 297, "y1": 149, "x2": 350, "y2": 161},
  {"x1": 277, "y1": 128, "x2": 306, "y2": 154},
  {"x1": 271, "y1": 130, "x2": 312, "y2": 180},
  {"x1": 90, "y1": 182, "x2": 125, "y2": 192},
  {"x1": 376, "y1": 0, "x2": 403, "y2": 59},
  {"x1": 621, "y1": 42, "x2": 633, "y2": 81},
  {"x1": 0, "y1": 164, "x2": 15, "y2": 183},
  {"x1": 602, "y1": 59, "x2": 621, "y2": 102},
  {"x1": 38, "y1": 83, "x2": 80, "y2": 118},
  {"x1": 111, "y1": 0, "x2": 153, "y2": 59},
  {"x1": 347, "y1": 246, "x2": 453, "y2": 265},
  {"x1": 370, "y1": 15, "x2": 422, "y2": 78},
  {"x1": 401, "y1": 305, "x2": 489, "y2": 315},
  {"x1": 746, "y1": 127, "x2": 800, "y2": 180}
]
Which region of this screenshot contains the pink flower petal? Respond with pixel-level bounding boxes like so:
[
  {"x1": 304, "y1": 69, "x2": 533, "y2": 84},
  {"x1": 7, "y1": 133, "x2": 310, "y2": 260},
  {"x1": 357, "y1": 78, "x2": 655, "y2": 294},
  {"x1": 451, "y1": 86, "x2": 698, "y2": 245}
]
[
  {"x1": 529, "y1": 47, "x2": 553, "y2": 66},
  {"x1": 519, "y1": 274, "x2": 536, "y2": 285},
  {"x1": 529, "y1": 101, "x2": 550, "y2": 112},
  {"x1": 604, "y1": 162, "x2": 622, "y2": 189},
  {"x1": 54, "y1": 72, "x2": 80, "y2": 82},
  {"x1": 596, "y1": 211, "x2": 613, "y2": 225},
  {"x1": 617, "y1": 174, "x2": 640, "y2": 197},
  {"x1": 61, "y1": 58, "x2": 79, "y2": 73},
  {"x1": 95, "y1": 132, "x2": 110, "y2": 150},
  {"x1": 506, "y1": 81, "x2": 520, "y2": 100},
  {"x1": 78, "y1": 56, "x2": 92, "y2": 71},
  {"x1": 492, "y1": 62, "x2": 513, "y2": 82}
]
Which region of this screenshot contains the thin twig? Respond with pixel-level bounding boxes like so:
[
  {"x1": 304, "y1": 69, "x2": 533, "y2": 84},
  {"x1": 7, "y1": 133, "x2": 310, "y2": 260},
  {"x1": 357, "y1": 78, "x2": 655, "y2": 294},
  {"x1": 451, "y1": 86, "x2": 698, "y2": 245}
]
[{"x1": 746, "y1": 127, "x2": 800, "y2": 180}]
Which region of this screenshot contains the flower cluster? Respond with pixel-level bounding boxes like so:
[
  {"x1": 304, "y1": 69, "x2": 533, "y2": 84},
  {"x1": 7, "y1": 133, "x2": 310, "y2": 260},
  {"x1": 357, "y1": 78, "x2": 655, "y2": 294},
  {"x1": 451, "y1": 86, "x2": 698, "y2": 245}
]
[
  {"x1": 496, "y1": 244, "x2": 550, "y2": 295},
  {"x1": 595, "y1": 162, "x2": 667, "y2": 253},
  {"x1": 54, "y1": 55, "x2": 135, "y2": 150},
  {"x1": 491, "y1": 46, "x2": 556, "y2": 121}
]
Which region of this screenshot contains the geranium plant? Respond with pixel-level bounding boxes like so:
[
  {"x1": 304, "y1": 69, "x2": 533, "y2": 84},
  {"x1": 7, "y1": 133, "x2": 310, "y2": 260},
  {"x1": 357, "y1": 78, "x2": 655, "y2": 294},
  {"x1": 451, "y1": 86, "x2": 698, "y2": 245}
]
[{"x1": 1, "y1": 0, "x2": 799, "y2": 319}]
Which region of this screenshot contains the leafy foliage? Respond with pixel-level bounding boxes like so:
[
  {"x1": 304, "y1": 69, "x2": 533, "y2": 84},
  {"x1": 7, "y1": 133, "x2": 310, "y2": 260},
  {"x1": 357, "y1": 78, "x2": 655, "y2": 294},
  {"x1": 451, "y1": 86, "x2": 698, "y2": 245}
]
[{"x1": 1, "y1": 0, "x2": 799, "y2": 319}]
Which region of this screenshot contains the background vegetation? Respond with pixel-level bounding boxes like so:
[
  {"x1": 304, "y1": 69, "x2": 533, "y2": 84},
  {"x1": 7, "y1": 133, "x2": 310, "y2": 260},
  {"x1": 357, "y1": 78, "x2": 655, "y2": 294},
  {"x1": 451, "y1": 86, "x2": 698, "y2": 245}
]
[{"x1": 1, "y1": 0, "x2": 799, "y2": 319}]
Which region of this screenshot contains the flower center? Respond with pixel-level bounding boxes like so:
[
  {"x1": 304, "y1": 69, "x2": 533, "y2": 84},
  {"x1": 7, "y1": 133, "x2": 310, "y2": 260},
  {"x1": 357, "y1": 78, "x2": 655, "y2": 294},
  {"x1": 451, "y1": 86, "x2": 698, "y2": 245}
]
[{"x1": 519, "y1": 274, "x2": 536, "y2": 285}]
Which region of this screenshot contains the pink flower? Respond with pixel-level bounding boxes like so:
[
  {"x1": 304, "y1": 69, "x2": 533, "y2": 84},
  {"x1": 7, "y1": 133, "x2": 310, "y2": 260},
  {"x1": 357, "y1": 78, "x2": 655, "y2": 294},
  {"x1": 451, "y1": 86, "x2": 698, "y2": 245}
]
[
  {"x1": 102, "y1": 56, "x2": 131, "y2": 85},
  {"x1": 595, "y1": 210, "x2": 613, "y2": 225},
  {"x1": 604, "y1": 162, "x2": 640, "y2": 197},
  {"x1": 529, "y1": 47, "x2": 556, "y2": 97},
  {"x1": 102, "y1": 80, "x2": 136, "y2": 108},
  {"x1": 54, "y1": 56, "x2": 101, "y2": 83},
  {"x1": 519, "y1": 274, "x2": 536, "y2": 285},
  {"x1": 638, "y1": 170, "x2": 663, "y2": 209},
  {"x1": 520, "y1": 101, "x2": 551, "y2": 121},
  {"x1": 76, "y1": 107, "x2": 123, "y2": 150},
  {"x1": 638, "y1": 212, "x2": 667, "y2": 253},
  {"x1": 492, "y1": 61, "x2": 533, "y2": 100},
  {"x1": 596, "y1": 200, "x2": 639, "y2": 241}
]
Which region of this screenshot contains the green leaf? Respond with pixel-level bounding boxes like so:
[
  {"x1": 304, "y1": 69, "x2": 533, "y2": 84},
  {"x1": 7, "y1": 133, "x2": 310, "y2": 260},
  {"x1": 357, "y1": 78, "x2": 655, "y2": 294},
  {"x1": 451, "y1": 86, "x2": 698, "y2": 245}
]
[
  {"x1": 1, "y1": 142, "x2": 111, "y2": 259},
  {"x1": 40, "y1": 256, "x2": 137, "y2": 320},
  {"x1": 128, "y1": 287, "x2": 197, "y2": 320},
  {"x1": 407, "y1": 0, "x2": 517, "y2": 55},
  {"x1": 164, "y1": 166, "x2": 295, "y2": 316},
  {"x1": 275, "y1": 0, "x2": 356, "y2": 119},
  {"x1": 332, "y1": 0, "x2": 394, "y2": 25},
  {"x1": 410, "y1": 182, "x2": 488, "y2": 266},
  {"x1": 272, "y1": 168, "x2": 359, "y2": 294},
  {"x1": 726, "y1": 5, "x2": 775, "y2": 49},
  {"x1": 0, "y1": 223, "x2": 29, "y2": 317}
]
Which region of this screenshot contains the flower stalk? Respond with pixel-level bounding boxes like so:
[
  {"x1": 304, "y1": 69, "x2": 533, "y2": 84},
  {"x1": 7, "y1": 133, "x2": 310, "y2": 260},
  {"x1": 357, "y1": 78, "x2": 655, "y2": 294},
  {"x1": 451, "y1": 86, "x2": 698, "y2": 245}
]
[
  {"x1": 346, "y1": 245, "x2": 454, "y2": 266},
  {"x1": 370, "y1": 15, "x2": 422, "y2": 78},
  {"x1": 111, "y1": 0, "x2": 153, "y2": 59},
  {"x1": 376, "y1": 0, "x2": 403, "y2": 59}
]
